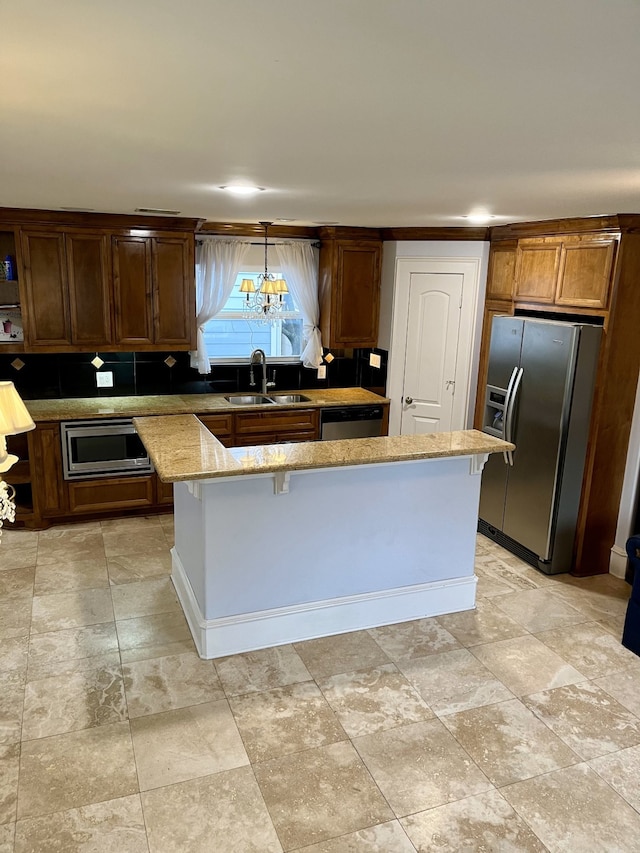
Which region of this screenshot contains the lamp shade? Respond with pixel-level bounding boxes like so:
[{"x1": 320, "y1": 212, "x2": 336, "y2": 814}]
[
  {"x1": 0, "y1": 382, "x2": 34, "y2": 474},
  {"x1": 239, "y1": 278, "x2": 256, "y2": 293},
  {"x1": 274, "y1": 278, "x2": 288, "y2": 294},
  {"x1": 0, "y1": 382, "x2": 35, "y2": 436},
  {"x1": 259, "y1": 279, "x2": 279, "y2": 295}
]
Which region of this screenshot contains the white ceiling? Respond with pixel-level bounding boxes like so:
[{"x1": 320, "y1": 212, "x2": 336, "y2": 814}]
[{"x1": 2, "y1": 0, "x2": 640, "y2": 227}]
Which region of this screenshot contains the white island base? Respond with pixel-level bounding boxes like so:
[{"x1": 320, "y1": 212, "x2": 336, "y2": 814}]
[{"x1": 170, "y1": 452, "x2": 488, "y2": 660}]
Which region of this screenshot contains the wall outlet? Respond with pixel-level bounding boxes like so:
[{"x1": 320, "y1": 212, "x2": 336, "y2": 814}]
[
  {"x1": 96, "y1": 371, "x2": 114, "y2": 388},
  {"x1": 317, "y1": 364, "x2": 327, "y2": 379},
  {"x1": 369, "y1": 352, "x2": 382, "y2": 369}
]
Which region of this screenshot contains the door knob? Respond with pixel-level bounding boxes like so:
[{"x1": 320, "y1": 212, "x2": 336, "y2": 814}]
[{"x1": 405, "y1": 396, "x2": 413, "y2": 405}]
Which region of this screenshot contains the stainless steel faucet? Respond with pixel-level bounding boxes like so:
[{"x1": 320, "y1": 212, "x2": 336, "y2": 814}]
[{"x1": 249, "y1": 348, "x2": 275, "y2": 394}]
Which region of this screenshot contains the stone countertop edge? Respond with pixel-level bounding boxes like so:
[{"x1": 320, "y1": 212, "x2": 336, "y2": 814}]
[
  {"x1": 133, "y1": 413, "x2": 515, "y2": 483},
  {"x1": 24, "y1": 388, "x2": 389, "y2": 422}
]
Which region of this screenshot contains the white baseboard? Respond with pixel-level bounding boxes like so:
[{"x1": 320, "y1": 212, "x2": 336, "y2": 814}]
[
  {"x1": 171, "y1": 548, "x2": 477, "y2": 660},
  {"x1": 610, "y1": 544, "x2": 629, "y2": 579}
]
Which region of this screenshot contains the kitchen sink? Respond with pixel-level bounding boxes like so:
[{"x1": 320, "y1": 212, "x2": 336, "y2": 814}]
[
  {"x1": 225, "y1": 395, "x2": 275, "y2": 405},
  {"x1": 269, "y1": 394, "x2": 311, "y2": 404},
  {"x1": 225, "y1": 393, "x2": 311, "y2": 406}
]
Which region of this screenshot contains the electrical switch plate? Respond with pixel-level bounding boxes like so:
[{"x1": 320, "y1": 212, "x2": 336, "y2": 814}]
[
  {"x1": 317, "y1": 364, "x2": 327, "y2": 379},
  {"x1": 96, "y1": 371, "x2": 114, "y2": 388},
  {"x1": 369, "y1": 352, "x2": 382, "y2": 369}
]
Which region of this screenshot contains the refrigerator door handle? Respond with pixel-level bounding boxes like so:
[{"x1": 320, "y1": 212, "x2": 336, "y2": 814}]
[
  {"x1": 501, "y1": 366, "x2": 519, "y2": 464},
  {"x1": 504, "y1": 367, "x2": 523, "y2": 465}
]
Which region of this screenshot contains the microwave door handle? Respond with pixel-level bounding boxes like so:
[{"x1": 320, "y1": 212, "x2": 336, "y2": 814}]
[
  {"x1": 504, "y1": 367, "x2": 523, "y2": 466},
  {"x1": 501, "y1": 366, "x2": 518, "y2": 465}
]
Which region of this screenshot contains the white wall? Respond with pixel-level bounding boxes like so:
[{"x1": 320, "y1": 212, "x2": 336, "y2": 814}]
[{"x1": 380, "y1": 241, "x2": 490, "y2": 430}]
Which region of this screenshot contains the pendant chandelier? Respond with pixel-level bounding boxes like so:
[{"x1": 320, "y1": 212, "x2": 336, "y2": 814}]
[{"x1": 240, "y1": 221, "x2": 289, "y2": 322}]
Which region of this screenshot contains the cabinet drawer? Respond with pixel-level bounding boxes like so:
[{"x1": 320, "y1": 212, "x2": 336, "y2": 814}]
[
  {"x1": 67, "y1": 475, "x2": 155, "y2": 514},
  {"x1": 234, "y1": 408, "x2": 319, "y2": 436},
  {"x1": 197, "y1": 413, "x2": 233, "y2": 438},
  {"x1": 233, "y1": 429, "x2": 318, "y2": 447}
]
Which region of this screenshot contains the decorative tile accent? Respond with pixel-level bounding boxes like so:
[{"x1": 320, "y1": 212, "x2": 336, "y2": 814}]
[
  {"x1": 164, "y1": 356, "x2": 177, "y2": 368},
  {"x1": 91, "y1": 356, "x2": 104, "y2": 369},
  {"x1": 10, "y1": 358, "x2": 24, "y2": 371}
]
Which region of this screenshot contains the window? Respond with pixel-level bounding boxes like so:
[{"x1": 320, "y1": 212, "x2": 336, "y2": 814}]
[{"x1": 202, "y1": 272, "x2": 304, "y2": 362}]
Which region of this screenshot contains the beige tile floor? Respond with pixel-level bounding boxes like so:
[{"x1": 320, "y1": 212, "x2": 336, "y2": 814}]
[{"x1": 1, "y1": 517, "x2": 639, "y2": 851}]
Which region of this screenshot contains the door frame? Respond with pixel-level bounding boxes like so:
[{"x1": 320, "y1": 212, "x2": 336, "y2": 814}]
[{"x1": 387, "y1": 257, "x2": 484, "y2": 436}]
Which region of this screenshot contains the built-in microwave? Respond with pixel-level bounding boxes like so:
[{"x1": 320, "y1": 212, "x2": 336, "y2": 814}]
[{"x1": 61, "y1": 418, "x2": 154, "y2": 480}]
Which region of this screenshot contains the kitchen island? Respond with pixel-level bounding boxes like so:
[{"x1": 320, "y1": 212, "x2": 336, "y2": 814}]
[{"x1": 134, "y1": 414, "x2": 513, "y2": 659}]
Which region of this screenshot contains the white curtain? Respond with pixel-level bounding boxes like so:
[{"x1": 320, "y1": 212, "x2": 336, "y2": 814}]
[
  {"x1": 275, "y1": 241, "x2": 323, "y2": 369},
  {"x1": 190, "y1": 238, "x2": 250, "y2": 374}
]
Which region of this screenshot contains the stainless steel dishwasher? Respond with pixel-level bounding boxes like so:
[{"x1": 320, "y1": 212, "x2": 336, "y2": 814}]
[{"x1": 320, "y1": 405, "x2": 384, "y2": 440}]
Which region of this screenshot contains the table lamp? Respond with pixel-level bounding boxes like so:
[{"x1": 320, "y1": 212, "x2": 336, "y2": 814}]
[
  {"x1": 0, "y1": 381, "x2": 35, "y2": 538},
  {"x1": 0, "y1": 381, "x2": 35, "y2": 473}
]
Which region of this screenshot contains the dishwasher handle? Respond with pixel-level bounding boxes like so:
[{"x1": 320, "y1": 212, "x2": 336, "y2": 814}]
[{"x1": 320, "y1": 406, "x2": 384, "y2": 423}]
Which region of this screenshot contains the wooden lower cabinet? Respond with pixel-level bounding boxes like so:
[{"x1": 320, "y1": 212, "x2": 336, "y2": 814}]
[{"x1": 67, "y1": 475, "x2": 155, "y2": 514}]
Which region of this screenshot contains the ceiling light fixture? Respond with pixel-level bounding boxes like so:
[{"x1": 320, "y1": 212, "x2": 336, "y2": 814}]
[
  {"x1": 464, "y1": 211, "x2": 496, "y2": 225},
  {"x1": 135, "y1": 208, "x2": 181, "y2": 215},
  {"x1": 219, "y1": 184, "x2": 265, "y2": 197},
  {"x1": 239, "y1": 222, "x2": 289, "y2": 323}
]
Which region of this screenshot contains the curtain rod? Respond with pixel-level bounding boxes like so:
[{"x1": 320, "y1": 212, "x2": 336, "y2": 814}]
[{"x1": 196, "y1": 236, "x2": 320, "y2": 248}]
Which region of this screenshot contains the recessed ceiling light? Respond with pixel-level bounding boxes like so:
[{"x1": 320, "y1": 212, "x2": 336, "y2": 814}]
[
  {"x1": 313, "y1": 221, "x2": 340, "y2": 226},
  {"x1": 219, "y1": 184, "x2": 265, "y2": 196},
  {"x1": 463, "y1": 211, "x2": 496, "y2": 225},
  {"x1": 135, "y1": 207, "x2": 181, "y2": 215},
  {"x1": 276, "y1": 218, "x2": 295, "y2": 222},
  {"x1": 60, "y1": 206, "x2": 95, "y2": 212}
]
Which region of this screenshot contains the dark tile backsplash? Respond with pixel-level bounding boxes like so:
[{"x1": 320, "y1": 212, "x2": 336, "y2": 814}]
[{"x1": 0, "y1": 349, "x2": 388, "y2": 400}]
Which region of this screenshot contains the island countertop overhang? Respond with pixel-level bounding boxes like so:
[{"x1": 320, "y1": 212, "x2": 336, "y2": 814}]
[{"x1": 133, "y1": 413, "x2": 514, "y2": 482}]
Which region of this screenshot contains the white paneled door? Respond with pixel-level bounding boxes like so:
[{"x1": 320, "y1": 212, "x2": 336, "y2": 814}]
[{"x1": 400, "y1": 272, "x2": 463, "y2": 434}]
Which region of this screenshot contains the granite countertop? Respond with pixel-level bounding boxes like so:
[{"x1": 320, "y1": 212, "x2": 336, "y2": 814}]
[
  {"x1": 133, "y1": 413, "x2": 514, "y2": 483},
  {"x1": 24, "y1": 388, "x2": 388, "y2": 422}
]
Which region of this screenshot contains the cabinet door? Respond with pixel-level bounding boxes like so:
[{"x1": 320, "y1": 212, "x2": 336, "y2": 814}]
[
  {"x1": 320, "y1": 240, "x2": 381, "y2": 347},
  {"x1": 112, "y1": 236, "x2": 153, "y2": 346},
  {"x1": 29, "y1": 423, "x2": 67, "y2": 517},
  {"x1": 66, "y1": 232, "x2": 113, "y2": 347},
  {"x1": 152, "y1": 237, "x2": 195, "y2": 347},
  {"x1": 555, "y1": 236, "x2": 616, "y2": 309},
  {"x1": 514, "y1": 240, "x2": 562, "y2": 304},
  {"x1": 21, "y1": 230, "x2": 70, "y2": 346},
  {"x1": 486, "y1": 243, "x2": 516, "y2": 300}
]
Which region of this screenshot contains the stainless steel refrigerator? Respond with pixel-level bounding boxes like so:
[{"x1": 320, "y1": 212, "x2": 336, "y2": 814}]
[{"x1": 478, "y1": 316, "x2": 601, "y2": 574}]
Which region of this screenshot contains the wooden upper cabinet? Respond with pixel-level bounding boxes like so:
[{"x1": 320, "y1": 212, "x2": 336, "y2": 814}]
[
  {"x1": 112, "y1": 236, "x2": 154, "y2": 346},
  {"x1": 514, "y1": 239, "x2": 562, "y2": 303},
  {"x1": 486, "y1": 243, "x2": 516, "y2": 301},
  {"x1": 21, "y1": 230, "x2": 70, "y2": 346},
  {"x1": 555, "y1": 235, "x2": 616, "y2": 309},
  {"x1": 66, "y1": 232, "x2": 112, "y2": 346},
  {"x1": 152, "y1": 237, "x2": 194, "y2": 347},
  {"x1": 319, "y1": 238, "x2": 382, "y2": 348}
]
